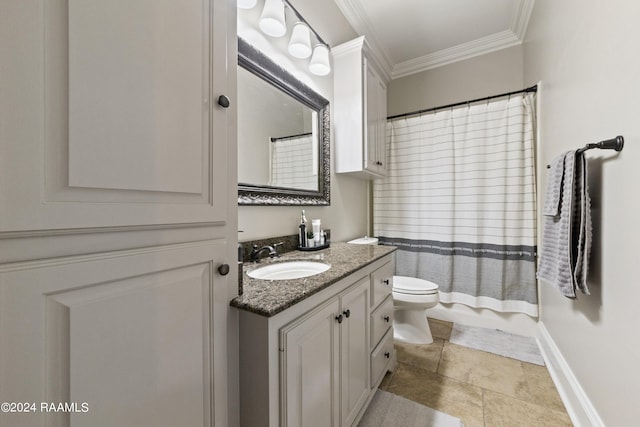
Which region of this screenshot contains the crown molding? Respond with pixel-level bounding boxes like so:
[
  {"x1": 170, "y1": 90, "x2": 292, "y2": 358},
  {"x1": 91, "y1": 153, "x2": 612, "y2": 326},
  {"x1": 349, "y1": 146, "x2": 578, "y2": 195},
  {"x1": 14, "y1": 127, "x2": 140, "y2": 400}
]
[
  {"x1": 392, "y1": 29, "x2": 521, "y2": 79},
  {"x1": 511, "y1": 0, "x2": 535, "y2": 39},
  {"x1": 335, "y1": 0, "x2": 535, "y2": 80},
  {"x1": 333, "y1": 0, "x2": 393, "y2": 82}
]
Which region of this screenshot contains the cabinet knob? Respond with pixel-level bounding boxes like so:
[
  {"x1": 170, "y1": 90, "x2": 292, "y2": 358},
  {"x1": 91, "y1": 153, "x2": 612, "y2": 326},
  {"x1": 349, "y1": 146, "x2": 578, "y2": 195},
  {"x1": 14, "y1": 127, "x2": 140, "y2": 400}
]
[
  {"x1": 383, "y1": 279, "x2": 390, "y2": 285},
  {"x1": 384, "y1": 352, "x2": 390, "y2": 358},
  {"x1": 335, "y1": 314, "x2": 343, "y2": 324},
  {"x1": 217, "y1": 263, "x2": 230, "y2": 276},
  {"x1": 383, "y1": 316, "x2": 390, "y2": 323},
  {"x1": 343, "y1": 309, "x2": 351, "y2": 318},
  {"x1": 217, "y1": 95, "x2": 230, "y2": 108}
]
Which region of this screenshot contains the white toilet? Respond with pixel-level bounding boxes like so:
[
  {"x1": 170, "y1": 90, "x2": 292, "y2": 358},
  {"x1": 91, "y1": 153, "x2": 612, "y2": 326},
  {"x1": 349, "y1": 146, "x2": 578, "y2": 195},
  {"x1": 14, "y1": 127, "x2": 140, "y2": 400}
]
[
  {"x1": 347, "y1": 237, "x2": 440, "y2": 345},
  {"x1": 392, "y1": 276, "x2": 439, "y2": 344}
]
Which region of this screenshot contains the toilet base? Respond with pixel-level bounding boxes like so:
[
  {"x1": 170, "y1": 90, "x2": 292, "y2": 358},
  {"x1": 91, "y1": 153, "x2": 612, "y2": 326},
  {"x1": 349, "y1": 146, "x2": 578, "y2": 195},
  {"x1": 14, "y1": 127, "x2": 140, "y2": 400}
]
[{"x1": 393, "y1": 309, "x2": 433, "y2": 344}]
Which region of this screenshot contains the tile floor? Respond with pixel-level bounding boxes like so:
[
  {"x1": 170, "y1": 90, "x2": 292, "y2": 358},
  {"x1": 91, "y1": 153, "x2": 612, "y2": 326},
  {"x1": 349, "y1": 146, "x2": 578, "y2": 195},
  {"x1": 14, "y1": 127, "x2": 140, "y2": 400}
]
[{"x1": 379, "y1": 319, "x2": 573, "y2": 427}]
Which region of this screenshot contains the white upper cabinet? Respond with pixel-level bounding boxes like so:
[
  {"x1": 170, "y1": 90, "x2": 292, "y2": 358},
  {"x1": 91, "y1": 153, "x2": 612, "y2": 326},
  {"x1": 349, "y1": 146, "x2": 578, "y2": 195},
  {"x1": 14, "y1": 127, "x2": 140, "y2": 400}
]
[
  {"x1": 333, "y1": 36, "x2": 388, "y2": 179},
  {"x1": 0, "y1": 0, "x2": 231, "y2": 232}
]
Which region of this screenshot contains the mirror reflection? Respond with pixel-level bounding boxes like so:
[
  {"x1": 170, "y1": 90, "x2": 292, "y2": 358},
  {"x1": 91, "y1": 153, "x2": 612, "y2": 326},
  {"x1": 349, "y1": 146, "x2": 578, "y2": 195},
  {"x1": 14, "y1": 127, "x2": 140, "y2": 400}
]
[{"x1": 238, "y1": 67, "x2": 319, "y2": 191}]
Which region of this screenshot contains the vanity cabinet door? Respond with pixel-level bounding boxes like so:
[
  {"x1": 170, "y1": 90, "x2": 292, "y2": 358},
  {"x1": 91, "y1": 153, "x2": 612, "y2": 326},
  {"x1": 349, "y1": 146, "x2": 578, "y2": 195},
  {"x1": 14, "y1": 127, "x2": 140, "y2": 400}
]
[
  {"x1": 281, "y1": 299, "x2": 341, "y2": 427},
  {"x1": 280, "y1": 278, "x2": 370, "y2": 427},
  {"x1": 340, "y1": 278, "x2": 370, "y2": 426}
]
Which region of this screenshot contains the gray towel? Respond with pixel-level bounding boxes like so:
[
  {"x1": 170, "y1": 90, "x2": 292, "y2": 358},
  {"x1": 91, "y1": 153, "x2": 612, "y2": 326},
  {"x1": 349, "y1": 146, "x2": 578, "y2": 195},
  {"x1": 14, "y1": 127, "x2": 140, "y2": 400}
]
[
  {"x1": 572, "y1": 154, "x2": 591, "y2": 294},
  {"x1": 537, "y1": 150, "x2": 591, "y2": 298},
  {"x1": 542, "y1": 153, "x2": 565, "y2": 216}
]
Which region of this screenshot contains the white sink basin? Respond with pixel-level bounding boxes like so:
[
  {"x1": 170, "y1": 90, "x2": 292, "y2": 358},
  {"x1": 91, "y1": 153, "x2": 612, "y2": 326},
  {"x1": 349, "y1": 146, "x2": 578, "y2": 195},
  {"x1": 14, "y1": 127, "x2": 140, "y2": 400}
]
[{"x1": 247, "y1": 261, "x2": 331, "y2": 280}]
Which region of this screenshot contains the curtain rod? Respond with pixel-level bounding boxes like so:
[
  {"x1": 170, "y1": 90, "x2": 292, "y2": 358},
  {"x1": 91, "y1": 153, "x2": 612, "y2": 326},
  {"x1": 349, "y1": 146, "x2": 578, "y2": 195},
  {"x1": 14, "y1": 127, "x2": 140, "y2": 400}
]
[
  {"x1": 270, "y1": 132, "x2": 312, "y2": 142},
  {"x1": 387, "y1": 84, "x2": 538, "y2": 121}
]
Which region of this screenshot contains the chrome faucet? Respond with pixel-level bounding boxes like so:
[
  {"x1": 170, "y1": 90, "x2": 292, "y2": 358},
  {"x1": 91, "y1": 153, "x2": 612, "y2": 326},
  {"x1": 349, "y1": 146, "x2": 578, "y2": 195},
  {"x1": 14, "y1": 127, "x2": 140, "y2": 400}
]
[{"x1": 249, "y1": 242, "x2": 283, "y2": 262}]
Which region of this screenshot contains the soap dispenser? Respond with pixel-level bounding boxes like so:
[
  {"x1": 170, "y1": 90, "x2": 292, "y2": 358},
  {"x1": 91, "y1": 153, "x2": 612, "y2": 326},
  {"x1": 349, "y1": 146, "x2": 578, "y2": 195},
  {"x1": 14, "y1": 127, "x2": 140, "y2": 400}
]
[{"x1": 299, "y1": 210, "x2": 307, "y2": 248}]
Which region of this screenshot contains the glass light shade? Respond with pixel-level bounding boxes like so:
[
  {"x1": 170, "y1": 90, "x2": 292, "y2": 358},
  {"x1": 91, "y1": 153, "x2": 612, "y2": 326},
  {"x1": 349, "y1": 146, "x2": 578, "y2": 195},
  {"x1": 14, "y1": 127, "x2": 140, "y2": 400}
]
[
  {"x1": 309, "y1": 44, "x2": 331, "y2": 76},
  {"x1": 259, "y1": 0, "x2": 287, "y2": 37},
  {"x1": 288, "y1": 23, "x2": 312, "y2": 59},
  {"x1": 237, "y1": 0, "x2": 257, "y2": 9}
]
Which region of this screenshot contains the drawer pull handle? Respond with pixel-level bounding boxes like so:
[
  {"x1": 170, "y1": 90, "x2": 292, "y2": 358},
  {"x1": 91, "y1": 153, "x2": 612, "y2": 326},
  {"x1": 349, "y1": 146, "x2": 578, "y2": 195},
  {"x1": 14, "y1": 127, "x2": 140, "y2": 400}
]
[
  {"x1": 383, "y1": 279, "x2": 390, "y2": 285},
  {"x1": 384, "y1": 352, "x2": 390, "y2": 358},
  {"x1": 383, "y1": 316, "x2": 390, "y2": 322},
  {"x1": 343, "y1": 309, "x2": 351, "y2": 318},
  {"x1": 335, "y1": 314, "x2": 343, "y2": 324}
]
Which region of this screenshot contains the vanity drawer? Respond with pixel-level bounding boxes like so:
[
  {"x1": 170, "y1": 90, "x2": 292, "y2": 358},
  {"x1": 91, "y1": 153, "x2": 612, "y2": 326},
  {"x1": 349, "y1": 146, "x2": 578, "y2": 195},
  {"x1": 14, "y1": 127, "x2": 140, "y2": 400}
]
[
  {"x1": 370, "y1": 295, "x2": 393, "y2": 348},
  {"x1": 370, "y1": 328, "x2": 394, "y2": 386},
  {"x1": 370, "y1": 262, "x2": 393, "y2": 309}
]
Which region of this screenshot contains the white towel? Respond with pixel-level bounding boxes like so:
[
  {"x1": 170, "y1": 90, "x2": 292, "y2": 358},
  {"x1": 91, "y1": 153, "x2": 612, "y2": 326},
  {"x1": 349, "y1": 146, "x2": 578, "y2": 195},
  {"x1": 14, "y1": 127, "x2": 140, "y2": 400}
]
[{"x1": 537, "y1": 150, "x2": 592, "y2": 298}]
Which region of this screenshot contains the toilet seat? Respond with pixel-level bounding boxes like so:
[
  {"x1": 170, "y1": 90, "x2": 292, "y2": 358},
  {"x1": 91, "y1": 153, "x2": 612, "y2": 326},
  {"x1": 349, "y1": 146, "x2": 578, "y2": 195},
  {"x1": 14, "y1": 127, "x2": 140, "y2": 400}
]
[{"x1": 393, "y1": 276, "x2": 438, "y2": 295}]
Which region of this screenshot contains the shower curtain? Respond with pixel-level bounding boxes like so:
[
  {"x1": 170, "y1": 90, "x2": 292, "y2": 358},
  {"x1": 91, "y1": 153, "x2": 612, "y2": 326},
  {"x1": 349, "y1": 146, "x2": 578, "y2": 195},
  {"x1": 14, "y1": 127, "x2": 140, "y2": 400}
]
[
  {"x1": 374, "y1": 93, "x2": 538, "y2": 316},
  {"x1": 270, "y1": 133, "x2": 316, "y2": 190}
]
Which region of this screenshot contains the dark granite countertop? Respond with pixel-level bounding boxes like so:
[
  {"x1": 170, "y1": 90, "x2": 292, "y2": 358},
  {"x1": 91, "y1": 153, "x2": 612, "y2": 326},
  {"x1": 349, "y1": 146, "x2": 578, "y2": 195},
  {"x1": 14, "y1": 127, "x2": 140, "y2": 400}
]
[{"x1": 230, "y1": 242, "x2": 396, "y2": 317}]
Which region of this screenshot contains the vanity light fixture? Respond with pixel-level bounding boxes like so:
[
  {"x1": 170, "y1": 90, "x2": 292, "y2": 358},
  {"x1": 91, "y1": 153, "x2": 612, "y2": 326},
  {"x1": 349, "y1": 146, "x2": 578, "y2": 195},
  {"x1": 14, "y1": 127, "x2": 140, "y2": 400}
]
[
  {"x1": 237, "y1": 0, "x2": 257, "y2": 9},
  {"x1": 246, "y1": 0, "x2": 331, "y2": 75},
  {"x1": 288, "y1": 22, "x2": 312, "y2": 59},
  {"x1": 259, "y1": 0, "x2": 287, "y2": 37},
  {"x1": 309, "y1": 44, "x2": 331, "y2": 76}
]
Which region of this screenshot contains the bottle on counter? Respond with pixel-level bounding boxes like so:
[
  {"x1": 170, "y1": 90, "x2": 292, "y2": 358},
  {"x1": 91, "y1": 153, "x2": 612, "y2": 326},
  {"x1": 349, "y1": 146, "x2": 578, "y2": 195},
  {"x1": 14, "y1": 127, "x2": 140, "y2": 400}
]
[
  {"x1": 312, "y1": 219, "x2": 321, "y2": 244},
  {"x1": 299, "y1": 210, "x2": 307, "y2": 247}
]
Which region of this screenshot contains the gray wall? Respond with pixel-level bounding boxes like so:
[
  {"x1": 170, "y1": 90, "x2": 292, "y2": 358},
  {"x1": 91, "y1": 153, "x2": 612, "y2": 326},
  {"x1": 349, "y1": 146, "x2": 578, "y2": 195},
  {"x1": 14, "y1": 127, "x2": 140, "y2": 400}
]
[
  {"x1": 387, "y1": 45, "x2": 524, "y2": 117},
  {"x1": 524, "y1": 1, "x2": 640, "y2": 425}
]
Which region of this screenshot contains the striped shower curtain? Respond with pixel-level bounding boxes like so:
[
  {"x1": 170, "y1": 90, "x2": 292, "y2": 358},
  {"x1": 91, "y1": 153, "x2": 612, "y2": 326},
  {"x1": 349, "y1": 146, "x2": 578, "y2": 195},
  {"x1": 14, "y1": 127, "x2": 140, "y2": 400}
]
[
  {"x1": 374, "y1": 93, "x2": 538, "y2": 316},
  {"x1": 270, "y1": 133, "x2": 316, "y2": 190}
]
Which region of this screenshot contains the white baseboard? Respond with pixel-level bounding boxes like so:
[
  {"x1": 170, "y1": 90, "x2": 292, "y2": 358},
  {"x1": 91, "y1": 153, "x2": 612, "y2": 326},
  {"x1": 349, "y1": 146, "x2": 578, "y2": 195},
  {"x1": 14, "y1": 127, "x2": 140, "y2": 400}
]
[{"x1": 537, "y1": 322, "x2": 604, "y2": 427}]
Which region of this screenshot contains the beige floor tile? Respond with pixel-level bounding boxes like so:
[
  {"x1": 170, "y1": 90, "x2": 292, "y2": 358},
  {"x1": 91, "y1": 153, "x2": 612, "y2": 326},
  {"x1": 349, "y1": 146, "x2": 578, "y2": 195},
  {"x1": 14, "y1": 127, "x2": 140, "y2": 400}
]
[
  {"x1": 394, "y1": 338, "x2": 444, "y2": 373},
  {"x1": 522, "y1": 362, "x2": 568, "y2": 413},
  {"x1": 428, "y1": 318, "x2": 453, "y2": 340},
  {"x1": 483, "y1": 389, "x2": 573, "y2": 426},
  {"x1": 377, "y1": 321, "x2": 571, "y2": 426},
  {"x1": 382, "y1": 362, "x2": 485, "y2": 427},
  {"x1": 438, "y1": 342, "x2": 530, "y2": 400}
]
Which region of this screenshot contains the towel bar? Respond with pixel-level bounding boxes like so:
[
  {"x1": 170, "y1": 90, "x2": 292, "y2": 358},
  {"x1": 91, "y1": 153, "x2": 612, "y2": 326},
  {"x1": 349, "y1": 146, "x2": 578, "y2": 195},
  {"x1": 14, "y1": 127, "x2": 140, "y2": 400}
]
[{"x1": 546, "y1": 135, "x2": 624, "y2": 168}]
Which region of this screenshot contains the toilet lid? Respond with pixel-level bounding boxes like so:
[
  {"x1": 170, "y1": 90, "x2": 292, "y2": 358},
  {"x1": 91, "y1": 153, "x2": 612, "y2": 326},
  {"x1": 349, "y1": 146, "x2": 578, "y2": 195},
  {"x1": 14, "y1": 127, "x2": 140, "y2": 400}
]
[
  {"x1": 393, "y1": 276, "x2": 439, "y2": 295},
  {"x1": 347, "y1": 237, "x2": 378, "y2": 245}
]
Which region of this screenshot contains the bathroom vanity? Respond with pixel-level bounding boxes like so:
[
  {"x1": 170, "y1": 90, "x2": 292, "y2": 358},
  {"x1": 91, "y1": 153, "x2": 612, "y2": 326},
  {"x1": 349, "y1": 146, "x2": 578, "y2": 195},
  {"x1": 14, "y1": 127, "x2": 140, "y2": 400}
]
[{"x1": 231, "y1": 243, "x2": 396, "y2": 426}]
